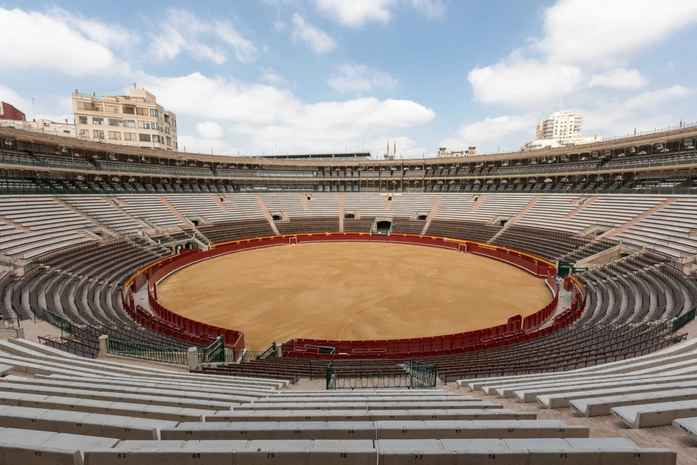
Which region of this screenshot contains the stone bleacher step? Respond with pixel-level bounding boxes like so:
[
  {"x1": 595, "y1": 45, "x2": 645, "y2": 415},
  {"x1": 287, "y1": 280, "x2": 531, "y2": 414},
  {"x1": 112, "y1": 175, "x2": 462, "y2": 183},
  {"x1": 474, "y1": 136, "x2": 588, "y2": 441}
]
[
  {"x1": 205, "y1": 408, "x2": 536, "y2": 422},
  {"x1": 81, "y1": 438, "x2": 677, "y2": 465},
  {"x1": 0, "y1": 404, "x2": 176, "y2": 440},
  {"x1": 0, "y1": 426, "x2": 119, "y2": 462},
  {"x1": 162, "y1": 419, "x2": 588, "y2": 441}
]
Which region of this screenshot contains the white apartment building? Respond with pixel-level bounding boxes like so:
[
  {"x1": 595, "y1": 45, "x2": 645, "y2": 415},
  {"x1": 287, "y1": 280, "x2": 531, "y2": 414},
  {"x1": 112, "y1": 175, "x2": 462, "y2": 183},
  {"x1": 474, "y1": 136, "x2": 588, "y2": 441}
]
[
  {"x1": 73, "y1": 89, "x2": 177, "y2": 151},
  {"x1": 523, "y1": 111, "x2": 601, "y2": 151},
  {"x1": 536, "y1": 112, "x2": 583, "y2": 140}
]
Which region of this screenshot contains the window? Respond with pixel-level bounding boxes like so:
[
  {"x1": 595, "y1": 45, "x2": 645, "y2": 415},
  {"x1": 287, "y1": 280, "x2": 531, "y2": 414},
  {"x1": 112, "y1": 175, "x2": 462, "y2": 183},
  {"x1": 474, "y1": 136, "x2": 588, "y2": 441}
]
[
  {"x1": 93, "y1": 117, "x2": 104, "y2": 125},
  {"x1": 124, "y1": 132, "x2": 136, "y2": 141},
  {"x1": 136, "y1": 107, "x2": 148, "y2": 116},
  {"x1": 164, "y1": 114, "x2": 170, "y2": 123},
  {"x1": 171, "y1": 119, "x2": 176, "y2": 128},
  {"x1": 166, "y1": 137, "x2": 171, "y2": 146},
  {"x1": 109, "y1": 119, "x2": 120, "y2": 126},
  {"x1": 139, "y1": 133, "x2": 151, "y2": 142},
  {"x1": 79, "y1": 129, "x2": 89, "y2": 137},
  {"x1": 138, "y1": 121, "x2": 150, "y2": 129},
  {"x1": 124, "y1": 120, "x2": 135, "y2": 128},
  {"x1": 152, "y1": 135, "x2": 161, "y2": 143},
  {"x1": 108, "y1": 131, "x2": 121, "y2": 140},
  {"x1": 122, "y1": 106, "x2": 135, "y2": 115},
  {"x1": 93, "y1": 130, "x2": 104, "y2": 139},
  {"x1": 77, "y1": 101, "x2": 94, "y2": 111},
  {"x1": 150, "y1": 109, "x2": 162, "y2": 118},
  {"x1": 151, "y1": 122, "x2": 159, "y2": 131},
  {"x1": 78, "y1": 116, "x2": 88, "y2": 124}
]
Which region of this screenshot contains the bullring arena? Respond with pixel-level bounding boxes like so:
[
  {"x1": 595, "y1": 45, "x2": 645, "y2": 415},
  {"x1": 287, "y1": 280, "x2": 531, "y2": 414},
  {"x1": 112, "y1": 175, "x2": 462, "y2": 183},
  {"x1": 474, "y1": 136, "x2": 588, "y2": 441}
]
[
  {"x1": 157, "y1": 242, "x2": 552, "y2": 348},
  {"x1": 1, "y1": 124, "x2": 697, "y2": 463}
]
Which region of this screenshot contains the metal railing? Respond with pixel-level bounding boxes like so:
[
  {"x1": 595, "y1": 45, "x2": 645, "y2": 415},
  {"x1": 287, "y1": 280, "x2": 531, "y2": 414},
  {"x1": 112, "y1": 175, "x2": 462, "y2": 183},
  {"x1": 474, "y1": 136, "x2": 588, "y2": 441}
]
[
  {"x1": 256, "y1": 342, "x2": 278, "y2": 360},
  {"x1": 325, "y1": 360, "x2": 437, "y2": 390},
  {"x1": 35, "y1": 307, "x2": 73, "y2": 337},
  {"x1": 197, "y1": 336, "x2": 226, "y2": 364},
  {"x1": 673, "y1": 307, "x2": 696, "y2": 333},
  {"x1": 106, "y1": 338, "x2": 189, "y2": 365}
]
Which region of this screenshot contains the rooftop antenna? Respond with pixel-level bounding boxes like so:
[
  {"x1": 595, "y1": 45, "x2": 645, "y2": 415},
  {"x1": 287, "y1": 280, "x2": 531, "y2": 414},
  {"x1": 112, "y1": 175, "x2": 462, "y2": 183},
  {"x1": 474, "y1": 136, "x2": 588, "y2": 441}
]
[
  {"x1": 134, "y1": 83, "x2": 137, "y2": 89},
  {"x1": 31, "y1": 98, "x2": 35, "y2": 121}
]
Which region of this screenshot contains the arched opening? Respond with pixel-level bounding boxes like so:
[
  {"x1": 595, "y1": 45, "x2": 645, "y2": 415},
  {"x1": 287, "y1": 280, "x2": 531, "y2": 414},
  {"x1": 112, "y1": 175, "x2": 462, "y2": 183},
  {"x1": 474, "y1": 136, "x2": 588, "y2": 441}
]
[{"x1": 372, "y1": 220, "x2": 392, "y2": 236}]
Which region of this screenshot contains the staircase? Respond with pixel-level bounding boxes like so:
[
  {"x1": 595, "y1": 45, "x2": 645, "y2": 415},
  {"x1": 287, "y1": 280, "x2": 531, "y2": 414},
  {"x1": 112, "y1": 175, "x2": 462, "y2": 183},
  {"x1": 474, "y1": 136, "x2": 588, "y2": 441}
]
[
  {"x1": 338, "y1": 194, "x2": 345, "y2": 232},
  {"x1": 159, "y1": 196, "x2": 194, "y2": 227},
  {"x1": 469, "y1": 194, "x2": 486, "y2": 212},
  {"x1": 421, "y1": 195, "x2": 442, "y2": 235},
  {"x1": 564, "y1": 196, "x2": 598, "y2": 219},
  {"x1": 211, "y1": 195, "x2": 230, "y2": 213},
  {"x1": 601, "y1": 198, "x2": 677, "y2": 239},
  {"x1": 54, "y1": 197, "x2": 118, "y2": 238},
  {"x1": 487, "y1": 196, "x2": 540, "y2": 243},
  {"x1": 256, "y1": 195, "x2": 280, "y2": 235}
]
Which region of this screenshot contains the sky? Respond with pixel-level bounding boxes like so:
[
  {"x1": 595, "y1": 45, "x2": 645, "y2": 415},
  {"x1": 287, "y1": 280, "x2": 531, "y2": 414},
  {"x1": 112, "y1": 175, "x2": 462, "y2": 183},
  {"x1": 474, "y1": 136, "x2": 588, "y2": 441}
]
[{"x1": 1, "y1": 0, "x2": 696, "y2": 158}]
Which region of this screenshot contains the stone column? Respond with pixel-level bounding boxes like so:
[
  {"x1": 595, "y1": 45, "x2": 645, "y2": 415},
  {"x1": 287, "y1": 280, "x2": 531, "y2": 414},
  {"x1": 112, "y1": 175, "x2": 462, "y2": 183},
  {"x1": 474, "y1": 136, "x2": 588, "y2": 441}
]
[
  {"x1": 98, "y1": 335, "x2": 109, "y2": 358},
  {"x1": 187, "y1": 347, "x2": 198, "y2": 369}
]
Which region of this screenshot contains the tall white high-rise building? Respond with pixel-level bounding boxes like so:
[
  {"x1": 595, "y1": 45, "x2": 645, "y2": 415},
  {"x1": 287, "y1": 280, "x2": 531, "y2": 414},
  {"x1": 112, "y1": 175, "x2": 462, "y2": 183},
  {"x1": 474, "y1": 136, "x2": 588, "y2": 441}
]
[
  {"x1": 536, "y1": 112, "x2": 583, "y2": 140},
  {"x1": 522, "y1": 111, "x2": 600, "y2": 151}
]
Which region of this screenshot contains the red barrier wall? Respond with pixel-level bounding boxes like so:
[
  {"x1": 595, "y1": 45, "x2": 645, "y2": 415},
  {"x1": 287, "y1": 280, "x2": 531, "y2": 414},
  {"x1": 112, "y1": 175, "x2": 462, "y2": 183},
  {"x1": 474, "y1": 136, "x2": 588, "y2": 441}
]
[{"x1": 122, "y1": 233, "x2": 583, "y2": 359}]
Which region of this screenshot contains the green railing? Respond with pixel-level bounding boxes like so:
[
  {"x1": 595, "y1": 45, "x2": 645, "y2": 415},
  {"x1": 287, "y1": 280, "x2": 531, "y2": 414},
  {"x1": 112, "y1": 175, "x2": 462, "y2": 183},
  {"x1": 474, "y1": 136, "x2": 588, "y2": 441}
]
[
  {"x1": 35, "y1": 307, "x2": 73, "y2": 337},
  {"x1": 326, "y1": 360, "x2": 437, "y2": 390},
  {"x1": 106, "y1": 338, "x2": 189, "y2": 365},
  {"x1": 256, "y1": 342, "x2": 277, "y2": 360},
  {"x1": 673, "y1": 307, "x2": 696, "y2": 333},
  {"x1": 407, "y1": 360, "x2": 439, "y2": 389},
  {"x1": 198, "y1": 336, "x2": 226, "y2": 364}
]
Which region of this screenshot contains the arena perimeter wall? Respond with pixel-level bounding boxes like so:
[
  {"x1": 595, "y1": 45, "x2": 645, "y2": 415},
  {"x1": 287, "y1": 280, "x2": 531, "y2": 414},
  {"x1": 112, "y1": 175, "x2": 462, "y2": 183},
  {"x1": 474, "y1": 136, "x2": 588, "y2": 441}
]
[{"x1": 123, "y1": 233, "x2": 586, "y2": 358}]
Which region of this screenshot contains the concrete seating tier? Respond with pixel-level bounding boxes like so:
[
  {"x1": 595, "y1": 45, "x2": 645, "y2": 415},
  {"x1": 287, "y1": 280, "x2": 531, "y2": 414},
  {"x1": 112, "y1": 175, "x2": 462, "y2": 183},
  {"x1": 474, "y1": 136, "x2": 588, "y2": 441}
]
[
  {"x1": 0, "y1": 340, "x2": 677, "y2": 463},
  {"x1": 612, "y1": 400, "x2": 697, "y2": 428},
  {"x1": 196, "y1": 219, "x2": 275, "y2": 243},
  {"x1": 673, "y1": 417, "x2": 697, "y2": 444},
  {"x1": 81, "y1": 438, "x2": 676, "y2": 465}
]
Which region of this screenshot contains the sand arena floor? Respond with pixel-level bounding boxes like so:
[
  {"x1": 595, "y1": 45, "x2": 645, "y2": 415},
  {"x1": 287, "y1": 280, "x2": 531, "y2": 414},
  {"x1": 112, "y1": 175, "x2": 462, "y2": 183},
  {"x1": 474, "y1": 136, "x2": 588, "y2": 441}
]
[{"x1": 157, "y1": 242, "x2": 552, "y2": 349}]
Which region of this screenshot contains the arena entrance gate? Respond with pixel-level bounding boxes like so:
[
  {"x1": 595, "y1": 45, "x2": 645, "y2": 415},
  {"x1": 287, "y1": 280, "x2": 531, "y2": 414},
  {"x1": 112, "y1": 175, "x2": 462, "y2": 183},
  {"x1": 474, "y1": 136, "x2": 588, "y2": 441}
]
[{"x1": 288, "y1": 236, "x2": 298, "y2": 245}]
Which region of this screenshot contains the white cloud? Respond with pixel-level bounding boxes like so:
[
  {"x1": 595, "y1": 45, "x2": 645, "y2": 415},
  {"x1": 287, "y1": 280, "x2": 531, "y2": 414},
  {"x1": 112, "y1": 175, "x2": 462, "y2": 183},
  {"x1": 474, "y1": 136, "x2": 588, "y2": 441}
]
[
  {"x1": 291, "y1": 13, "x2": 337, "y2": 54},
  {"x1": 468, "y1": 57, "x2": 583, "y2": 109},
  {"x1": 441, "y1": 114, "x2": 539, "y2": 152},
  {"x1": 151, "y1": 9, "x2": 257, "y2": 64},
  {"x1": 49, "y1": 8, "x2": 138, "y2": 49},
  {"x1": 410, "y1": 0, "x2": 446, "y2": 19},
  {"x1": 589, "y1": 69, "x2": 650, "y2": 90},
  {"x1": 537, "y1": 0, "x2": 697, "y2": 65},
  {"x1": 196, "y1": 122, "x2": 224, "y2": 139},
  {"x1": 179, "y1": 134, "x2": 236, "y2": 155},
  {"x1": 314, "y1": 0, "x2": 396, "y2": 27},
  {"x1": 260, "y1": 68, "x2": 286, "y2": 84},
  {"x1": 327, "y1": 63, "x2": 398, "y2": 94},
  {"x1": 138, "y1": 72, "x2": 435, "y2": 153},
  {"x1": 0, "y1": 86, "x2": 30, "y2": 112},
  {"x1": 273, "y1": 20, "x2": 288, "y2": 32},
  {"x1": 314, "y1": 0, "x2": 446, "y2": 26},
  {"x1": 0, "y1": 8, "x2": 128, "y2": 76},
  {"x1": 582, "y1": 85, "x2": 694, "y2": 136}
]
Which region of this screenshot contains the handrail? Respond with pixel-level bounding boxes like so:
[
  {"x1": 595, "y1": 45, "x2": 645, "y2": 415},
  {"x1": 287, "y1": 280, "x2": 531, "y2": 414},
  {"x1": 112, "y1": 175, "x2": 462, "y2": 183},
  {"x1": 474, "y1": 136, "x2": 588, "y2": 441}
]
[{"x1": 106, "y1": 337, "x2": 189, "y2": 365}]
